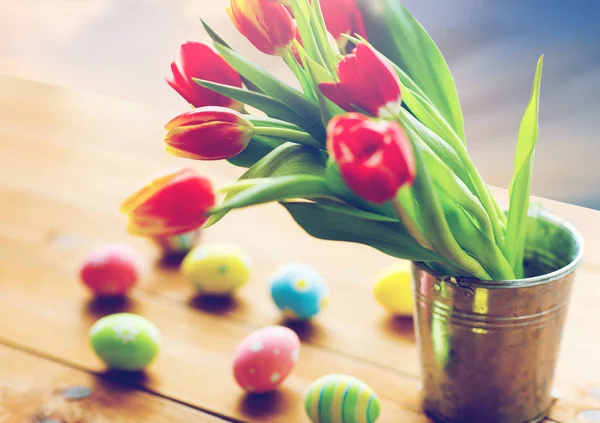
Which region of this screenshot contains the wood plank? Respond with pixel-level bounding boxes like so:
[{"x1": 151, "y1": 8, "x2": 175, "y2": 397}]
[{"x1": 0, "y1": 343, "x2": 229, "y2": 423}]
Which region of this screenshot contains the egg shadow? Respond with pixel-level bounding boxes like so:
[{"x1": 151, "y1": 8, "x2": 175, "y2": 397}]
[
  {"x1": 156, "y1": 252, "x2": 188, "y2": 269},
  {"x1": 98, "y1": 368, "x2": 151, "y2": 389},
  {"x1": 238, "y1": 389, "x2": 292, "y2": 419},
  {"x1": 280, "y1": 318, "x2": 324, "y2": 342},
  {"x1": 189, "y1": 294, "x2": 242, "y2": 315},
  {"x1": 382, "y1": 315, "x2": 416, "y2": 342},
  {"x1": 85, "y1": 296, "x2": 133, "y2": 319}
]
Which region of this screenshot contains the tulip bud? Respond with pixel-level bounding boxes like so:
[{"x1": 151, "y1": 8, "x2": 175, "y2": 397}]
[
  {"x1": 319, "y1": 44, "x2": 402, "y2": 117},
  {"x1": 121, "y1": 168, "x2": 216, "y2": 237},
  {"x1": 228, "y1": 0, "x2": 297, "y2": 56},
  {"x1": 167, "y1": 42, "x2": 243, "y2": 110},
  {"x1": 164, "y1": 106, "x2": 255, "y2": 161},
  {"x1": 319, "y1": 0, "x2": 367, "y2": 51},
  {"x1": 327, "y1": 113, "x2": 415, "y2": 204}
]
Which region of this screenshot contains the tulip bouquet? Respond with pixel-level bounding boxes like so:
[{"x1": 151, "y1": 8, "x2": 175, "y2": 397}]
[{"x1": 124, "y1": 0, "x2": 545, "y2": 282}]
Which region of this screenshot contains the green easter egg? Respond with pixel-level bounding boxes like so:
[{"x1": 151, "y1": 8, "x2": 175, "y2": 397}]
[
  {"x1": 89, "y1": 313, "x2": 160, "y2": 371},
  {"x1": 305, "y1": 374, "x2": 380, "y2": 423}
]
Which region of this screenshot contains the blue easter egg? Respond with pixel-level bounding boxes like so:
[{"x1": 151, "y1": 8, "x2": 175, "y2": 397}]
[{"x1": 270, "y1": 263, "x2": 328, "y2": 320}]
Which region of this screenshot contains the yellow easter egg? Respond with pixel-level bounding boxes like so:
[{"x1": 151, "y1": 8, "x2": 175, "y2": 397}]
[
  {"x1": 182, "y1": 244, "x2": 251, "y2": 295},
  {"x1": 373, "y1": 262, "x2": 414, "y2": 316}
]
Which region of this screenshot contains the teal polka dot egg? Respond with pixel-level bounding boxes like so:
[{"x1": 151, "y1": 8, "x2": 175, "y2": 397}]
[
  {"x1": 89, "y1": 313, "x2": 160, "y2": 371},
  {"x1": 270, "y1": 263, "x2": 328, "y2": 320},
  {"x1": 305, "y1": 374, "x2": 381, "y2": 423}
]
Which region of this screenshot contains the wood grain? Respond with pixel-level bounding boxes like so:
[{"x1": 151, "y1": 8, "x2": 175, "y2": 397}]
[
  {"x1": 0, "y1": 75, "x2": 599, "y2": 422},
  {"x1": 0, "y1": 343, "x2": 228, "y2": 423}
]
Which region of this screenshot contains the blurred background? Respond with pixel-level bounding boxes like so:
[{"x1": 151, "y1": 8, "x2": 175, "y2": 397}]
[{"x1": 1, "y1": 0, "x2": 599, "y2": 208}]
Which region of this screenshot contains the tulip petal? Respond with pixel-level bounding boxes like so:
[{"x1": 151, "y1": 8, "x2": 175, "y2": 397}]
[
  {"x1": 121, "y1": 168, "x2": 216, "y2": 237},
  {"x1": 120, "y1": 171, "x2": 179, "y2": 213},
  {"x1": 319, "y1": 82, "x2": 354, "y2": 112},
  {"x1": 165, "y1": 121, "x2": 253, "y2": 161},
  {"x1": 229, "y1": 0, "x2": 296, "y2": 56},
  {"x1": 165, "y1": 106, "x2": 251, "y2": 131},
  {"x1": 320, "y1": 44, "x2": 402, "y2": 116},
  {"x1": 327, "y1": 114, "x2": 415, "y2": 204},
  {"x1": 166, "y1": 42, "x2": 243, "y2": 109},
  {"x1": 166, "y1": 62, "x2": 195, "y2": 105}
]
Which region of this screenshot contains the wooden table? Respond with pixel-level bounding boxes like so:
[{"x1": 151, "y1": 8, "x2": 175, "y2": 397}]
[{"x1": 0, "y1": 74, "x2": 598, "y2": 422}]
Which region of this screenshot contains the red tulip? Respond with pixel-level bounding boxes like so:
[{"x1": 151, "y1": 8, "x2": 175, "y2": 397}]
[
  {"x1": 121, "y1": 168, "x2": 216, "y2": 237},
  {"x1": 319, "y1": 0, "x2": 367, "y2": 51},
  {"x1": 228, "y1": 0, "x2": 297, "y2": 56},
  {"x1": 319, "y1": 44, "x2": 402, "y2": 117},
  {"x1": 164, "y1": 106, "x2": 254, "y2": 161},
  {"x1": 167, "y1": 42, "x2": 243, "y2": 111},
  {"x1": 327, "y1": 113, "x2": 415, "y2": 204}
]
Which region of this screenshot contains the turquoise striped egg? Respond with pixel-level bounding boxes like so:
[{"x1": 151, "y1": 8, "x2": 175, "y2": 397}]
[{"x1": 305, "y1": 374, "x2": 381, "y2": 423}]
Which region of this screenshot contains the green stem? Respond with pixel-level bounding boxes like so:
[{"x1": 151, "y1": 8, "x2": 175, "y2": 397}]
[
  {"x1": 392, "y1": 198, "x2": 432, "y2": 250},
  {"x1": 454, "y1": 146, "x2": 505, "y2": 247},
  {"x1": 411, "y1": 140, "x2": 492, "y2": 280},
  {"x1": 255, "y1": 126, "x2": 323, "y2": 148},
  {"x1": 219, "y1": 178, "x2": 270, "y2": 195},
  {"x1": 288, "y1": 0, "x2": 325, "y2": 66},
  {"x1": 283, "y1": 48, "x2": 316, "y2": 101}
]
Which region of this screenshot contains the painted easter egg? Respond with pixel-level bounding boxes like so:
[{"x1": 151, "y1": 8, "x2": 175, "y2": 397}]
[
  {"x1": 233, "y1": 326, "x2": 300, "y2": 393},
  {"x1": 373, "y1": 262, "x2": 414, "y2": 316},
  {"x1": 90, "y1": 313, "x2": 160, "y2": 371},
  {"x1": 305, "y1": 374, "x2": 381, "y2": 423},
  {"x1": 79, "y1": 243, "x2": 144, "y2": 296},
  {"x1": 182, "y1": 244, "x2": 251, "y2": 295},
  {"x1": 270, "y1": 263, "x2": 328, "y2": 320}
]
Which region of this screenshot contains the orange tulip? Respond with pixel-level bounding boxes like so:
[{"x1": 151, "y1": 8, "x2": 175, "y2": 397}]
[
  {"x1": 228, "y1": 0, "x2": 297, "y2": 56},
  {"x1": 121, "y1": 168, "x2": 216, "y2": 237}
]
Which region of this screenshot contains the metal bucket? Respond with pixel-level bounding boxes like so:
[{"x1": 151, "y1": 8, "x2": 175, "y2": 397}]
[{"x1": 412, "y1": 211, "x2": 584, "y2": 423}]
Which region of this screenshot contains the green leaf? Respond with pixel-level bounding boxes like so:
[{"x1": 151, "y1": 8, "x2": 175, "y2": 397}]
[
  {"x1": 289, "y1": 0, "x2": 325, "y2": 67},
  {"x1": 505, "y1": 56, "x2": 544, "y2": 278},
  {"x1": 212, "y1": 175, "x2": 333, "y2": 214},
  {"x1": 194, "y1": 79, "x2": 324, "y2": 139},
  {"x1": 313, "y1": 199, "x2": 399, "y2": 222},
  {"x1": 309, "y1": 0, "x2": 340, "y2": 74},
  {"x1": 201, "y1": 18, "x2": 230, "y2": 49},
  {"x1": 398, "y1": 110, "x2": 474, "y2": 194},
  {"x1": 282, "y1": 50, "x2": 318, "y2": 101},
  {"x1": 212, "y1": 43, "x2": 324, "y2": 130},
  {"x1": 226, "y1": 135, "x2": 281, "y2": 168},
  {"x1": 282, "y1": 201, "x2": 448, "y2": 262},
  {"x1": 360, "y1": 0, "x2": 466, "y2": 143},
  {"x1": 439, "y1": 191, "x2": 515, "y2": 280},
  {"x1": 206, "y1": 143, "x2": 326, "y2": 226},
  {"x1": 408, "y1": 135, "x2": 491, "y2": 279},
  {"x1": 402, "y1": 87, "x2": 464, "y2": 151}
]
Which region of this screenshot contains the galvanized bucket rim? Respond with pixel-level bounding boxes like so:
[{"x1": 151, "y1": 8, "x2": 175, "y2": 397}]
[{"x1": 414, "y1": 210, "x2": 584, "y2": 289}]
